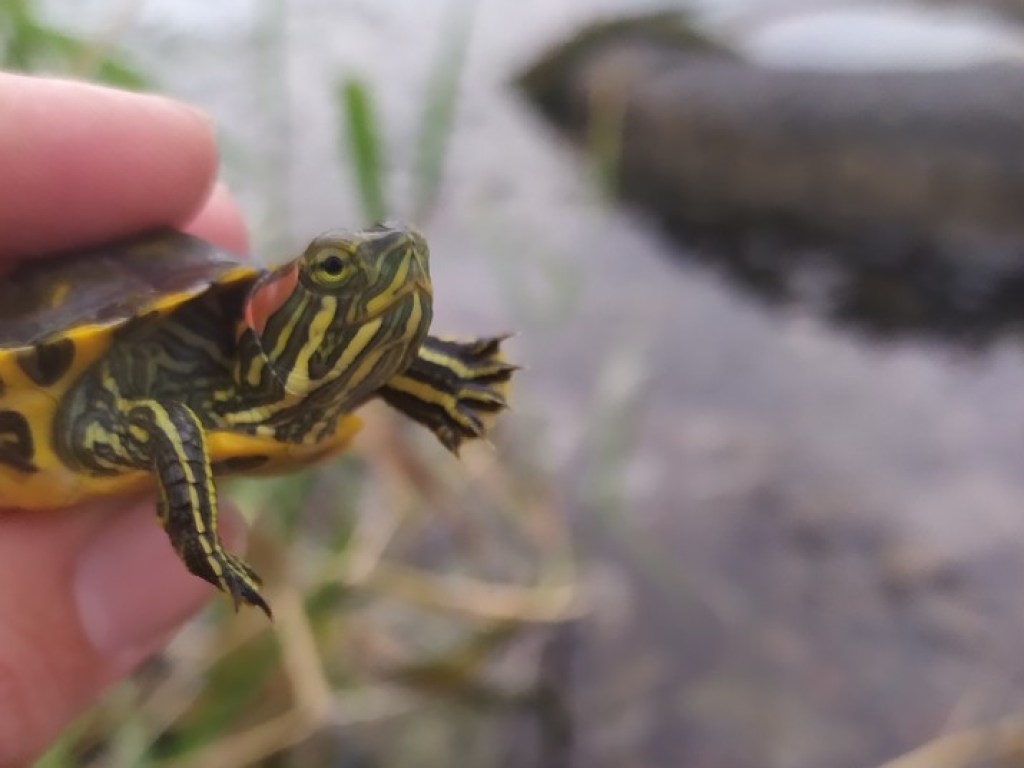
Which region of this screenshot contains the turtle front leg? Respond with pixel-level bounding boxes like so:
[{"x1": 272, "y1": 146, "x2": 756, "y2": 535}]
[
  {"x1": 127, "y1": 400, "x2": 271, "y2": 617},
  {"x1": 378, "y1": 335, "x2": 516, "y2": 453}
]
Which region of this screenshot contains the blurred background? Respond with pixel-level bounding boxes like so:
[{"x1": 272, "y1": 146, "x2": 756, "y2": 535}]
[{"x1": 10, "y1": 0, "x2": 1024, "y2": 766}]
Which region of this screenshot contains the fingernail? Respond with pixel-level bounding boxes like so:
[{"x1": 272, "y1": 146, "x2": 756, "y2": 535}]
[{"x1": 74, "y1": 501, "x2": 246, "y2": 665}]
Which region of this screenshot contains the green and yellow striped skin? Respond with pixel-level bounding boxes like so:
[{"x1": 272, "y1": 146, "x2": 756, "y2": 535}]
[{"x1": 0, "y1": 224, "x2": 514, "y2": 615}]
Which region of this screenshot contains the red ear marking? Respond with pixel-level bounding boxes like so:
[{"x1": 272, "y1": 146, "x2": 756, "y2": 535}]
[{"x1": 245, "y1": 264, "x2": 299, "y2": 335}]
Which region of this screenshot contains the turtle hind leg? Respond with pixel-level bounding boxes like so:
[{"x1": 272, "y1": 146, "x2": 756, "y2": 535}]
[
  {"x1": 130, "y1": 399, "x2": 272, "y2": 618},
  {"x1": 378, "y1": 334, "x2": 517, "y2": 454}
]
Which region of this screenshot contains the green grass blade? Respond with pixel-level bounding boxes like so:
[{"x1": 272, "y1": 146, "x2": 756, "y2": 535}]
[
  {"x1": 412, "y1": 0, "x2": 478, "y2": 222},
  {"x1": 337, "y1": 78, "x2": 389, "y2": 223}
]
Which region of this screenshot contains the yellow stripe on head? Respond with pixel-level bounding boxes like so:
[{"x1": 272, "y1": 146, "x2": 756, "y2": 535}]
[{"x1": 284, "y1": 296, "x2": 338, "y2": 394}]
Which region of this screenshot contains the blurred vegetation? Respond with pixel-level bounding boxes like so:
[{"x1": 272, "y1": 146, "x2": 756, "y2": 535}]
[
  {"x1": 0, "y1": 0, "x2": 146, "y2": 86},
  {"x1": 336, "y1": 0, "x2": 477, "y2": 225},
  {"x1": 39, "y1": 429, "x2": 577, "y2": 767},
  {"x1": 338, "y1": 80, "x2": 389, "y2": 224}
]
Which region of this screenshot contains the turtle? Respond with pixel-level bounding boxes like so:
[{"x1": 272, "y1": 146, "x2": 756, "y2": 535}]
[{"x1": 0, "y1": 222, "x2": 514, "y2": 617}]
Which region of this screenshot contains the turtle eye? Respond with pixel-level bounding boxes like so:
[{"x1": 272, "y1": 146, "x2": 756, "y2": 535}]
[
  {"x1": 311, "y1": 249, "x2": 353, "y2": 285},
  {"x1": 322, "y1": 254, "x2": 345, "y2": 276}
]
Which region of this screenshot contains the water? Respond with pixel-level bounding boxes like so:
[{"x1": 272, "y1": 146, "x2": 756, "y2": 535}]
[{"x1": 39, "y1": 1, "x2": 1024, "y2": 765}]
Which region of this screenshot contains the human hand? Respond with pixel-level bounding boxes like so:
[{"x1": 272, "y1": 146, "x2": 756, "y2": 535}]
[{"x1": 0, "y1": 72, "x2": 248, "y2": 765}]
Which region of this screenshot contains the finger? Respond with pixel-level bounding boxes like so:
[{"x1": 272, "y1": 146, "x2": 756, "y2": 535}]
[
  {"x1": 184, "y1": 181, "x2": 250, "y2": 255},
  {"x1": 0, "y1": 72, "x2": 218, "y2": 261},
  {"x1": 0, "y1": 500, "x2": 246, "y2": 766}
]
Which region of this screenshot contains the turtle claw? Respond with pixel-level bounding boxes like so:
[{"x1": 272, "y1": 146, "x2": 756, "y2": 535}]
[
  {"x1": 178, "y1": 537, "x2": 273, "y2": 618},
  {"x1": 221, "y1": 552, "x2": 273, "y2": 619}
]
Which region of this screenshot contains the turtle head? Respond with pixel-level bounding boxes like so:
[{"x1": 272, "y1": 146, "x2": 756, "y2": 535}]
[{"x1": 242, "y1": 222, "x2": 433, "y2": 400}]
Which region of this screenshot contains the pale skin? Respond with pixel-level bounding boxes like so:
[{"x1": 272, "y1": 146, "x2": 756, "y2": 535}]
[{"x1": 0, "y1": 72, "x2": 250, "y2": 765}]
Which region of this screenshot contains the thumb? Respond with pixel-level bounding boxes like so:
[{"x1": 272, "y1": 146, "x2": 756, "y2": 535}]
[{"x1": 0, "y1": 500, "x2": 238, "y2": 765}]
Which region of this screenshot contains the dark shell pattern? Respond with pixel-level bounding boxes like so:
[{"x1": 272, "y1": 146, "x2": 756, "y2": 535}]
[{"x1": 0, "y1": 230, "x2": 259, "y2": 348}]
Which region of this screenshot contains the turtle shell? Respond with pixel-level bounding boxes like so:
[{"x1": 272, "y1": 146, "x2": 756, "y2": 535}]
[{"x1": 0, "y1": 229, "x2": 259, "y2": 349}]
